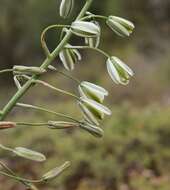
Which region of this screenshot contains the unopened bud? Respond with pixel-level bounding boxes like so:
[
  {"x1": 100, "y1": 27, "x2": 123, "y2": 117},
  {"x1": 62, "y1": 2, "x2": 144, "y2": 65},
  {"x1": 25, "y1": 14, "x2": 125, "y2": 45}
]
[
  {"x1": 0, "y1": 122, "x2": 16, "y2": 130},
  {"x1": 59, "y1": 0, "x2": 74, "y2": 19},
  {"x1": 42, "y1": 161, "x2": 71, "y2": 180},
  {"x1": 13, "y1": 147, "x2": 46, "y2": 162},
  {"x1": 48, "y1": 121, "x2": 78, "y2": 129},
  {"x1": 13, "y1": 66, "x2": 46, "y2": 75}
]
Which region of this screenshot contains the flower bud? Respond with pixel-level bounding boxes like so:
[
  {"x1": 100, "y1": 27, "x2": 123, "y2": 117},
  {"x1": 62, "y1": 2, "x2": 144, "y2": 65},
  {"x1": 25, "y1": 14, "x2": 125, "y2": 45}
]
[
  {"x1": 79, "y1": 122, "x2": 104, "y2": 138},
  {"x1": 60, "y1": 0, "x2": 74, "y2": 18},
  {"x1": 0, "y1": 122, "x2": 16, "y2": 130},
  {"x1": 71, "y1": 21, "x2": 100, "y2": 38},
  {"x1": 106, "y1": 16, "x2": 135, "y2": 37},
  {"x1": 59, "y1": 44, "x2": 81, "y2": 70},
  {"x1": 13, "y1": 147, "x2": 46, "y2": 162},
  {"x1": 42, "y1": 161, "x2": 70, "y2": 180},
  {"x1": 13, "y1": 66, "x2": 46, "y2": 75},
  {"x1": 78, "y1": 81, "x2": 108, "y2": 103},
  {"x1": 48, "y1": 121, "x2": 78, "y2": 129},
  {"x1": 106, "y1": 56, "x2": 134, "y2": 85}
]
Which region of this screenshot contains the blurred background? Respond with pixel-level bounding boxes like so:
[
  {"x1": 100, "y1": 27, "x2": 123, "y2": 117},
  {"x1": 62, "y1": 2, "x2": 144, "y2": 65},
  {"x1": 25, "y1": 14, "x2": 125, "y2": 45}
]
[{"x1": 0, "y1": 0, "x2": 170, "y2": 189}]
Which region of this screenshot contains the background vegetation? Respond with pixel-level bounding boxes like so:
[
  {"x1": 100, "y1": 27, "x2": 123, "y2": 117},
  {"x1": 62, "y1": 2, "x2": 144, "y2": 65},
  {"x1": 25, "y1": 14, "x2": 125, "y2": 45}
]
[{"x1": 0, "y1": 0, "x2": 170, "y2": 189}]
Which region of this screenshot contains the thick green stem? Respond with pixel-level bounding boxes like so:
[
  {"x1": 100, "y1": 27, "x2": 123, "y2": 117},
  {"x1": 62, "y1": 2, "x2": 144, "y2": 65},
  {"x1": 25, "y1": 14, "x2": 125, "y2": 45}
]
[{"x1": 0, "y1": 0, "x2": 93, "y2": 121}]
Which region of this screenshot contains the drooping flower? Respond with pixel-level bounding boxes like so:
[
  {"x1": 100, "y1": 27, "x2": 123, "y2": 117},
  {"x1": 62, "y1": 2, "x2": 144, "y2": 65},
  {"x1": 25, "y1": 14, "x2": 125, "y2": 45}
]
[
  {"x1": 59, "y1": 44, "x2": 81, "y2": 70},
  {"x1": 106, "y1": 16, "x2": 135, "y2": 37},
  {"x1": 85, "y1": 21, "x2": 101, "y2": 48},
  {"x1": 78, "y1": 81, "x2": 108, "y2": 103},
  {"x1": 71, "y1": 21, "x2": 100, "y2": 38},
  {"x1": 78, "y1": 97, "x2": 111, "y2": 125},
  {"x1": 106, "y1": 56, "x2": 134, "y2": 85},
  {"x1": 59, "y1": 0, "x2": 74, "y2": 19}
]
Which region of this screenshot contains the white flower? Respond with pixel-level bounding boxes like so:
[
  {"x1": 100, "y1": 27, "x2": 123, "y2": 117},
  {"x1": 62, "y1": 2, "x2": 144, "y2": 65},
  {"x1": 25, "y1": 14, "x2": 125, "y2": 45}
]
[
  {"x1": 78, "y1": 101, "x2": 100, "y2": 126},
  {"x1": 59, "y1": 0, "x2": 74, "y2": 18},
  {"x1": 78, "y1": 97, "x2": 111, "y2": 125},
  {"x1": 59, "y1": 44, "x2": 81, "y2": 70},
  {"x1": 78, "y1": 81, "x2": 108, "y2": 103},
  {"x1": 71, "y1": 21, "x2": 100, "y2": 37},
  {"x1": 85, "y1": 21, "x2": 101, "y2": 48},
  {"x1": 106, "y1": 16, "x2": 135, "y2": 37},
  {"x1": 107, "y1": 56, "x2": 134, "y2": 85}
]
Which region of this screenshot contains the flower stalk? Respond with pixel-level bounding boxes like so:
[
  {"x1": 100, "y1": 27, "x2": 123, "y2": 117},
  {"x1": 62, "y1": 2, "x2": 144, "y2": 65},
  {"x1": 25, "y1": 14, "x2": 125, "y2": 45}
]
[
  {"x1": 0, "y1": 0, "x2": 94, "y2": 121},
  {"x1": 0, "y1": 0, "x2": 135, "y2": 188},
  {"x1": 65, "y1": 45, "x2": 110, "y2": 58},
  {"x1": 16, "y1": 103, "x2": 79, "y2": 122}
]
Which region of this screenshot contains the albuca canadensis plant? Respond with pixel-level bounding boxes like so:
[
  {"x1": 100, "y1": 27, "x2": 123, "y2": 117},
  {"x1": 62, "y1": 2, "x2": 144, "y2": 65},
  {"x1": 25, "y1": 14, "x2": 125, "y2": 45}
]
[{"x1": 0, "y1": 0, "x2": 135, "y2": 189}]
